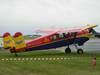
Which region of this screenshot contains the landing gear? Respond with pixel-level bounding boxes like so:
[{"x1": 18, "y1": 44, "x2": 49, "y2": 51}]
[
  {"x1": 74, "y1": 44, "x2": 84, "y2": 54},
  {"x1": 77, "y1": 48, "x2": 83, "y2": 54},
  {"x1": 10, "y1": 47, "x2": 18, "y2": 57},
  {"x1": 65, "y1": 47, "x2": 71, "y2": 54},
  {"x1": 13, "y1": 49, "x2": 18, "y2": 57}
]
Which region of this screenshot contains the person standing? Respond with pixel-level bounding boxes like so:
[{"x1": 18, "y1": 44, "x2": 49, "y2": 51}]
[{"x1": 91, "y1": 57, "x2": 96, "y2": 69}]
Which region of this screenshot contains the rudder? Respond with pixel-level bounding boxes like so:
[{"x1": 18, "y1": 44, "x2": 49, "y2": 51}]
[
  {"x1": 3, "y1": 32, "x2": 14, "y2": 49},
  {"x1": 13, "y1": 32, "x2": 26, "y2": 52}
]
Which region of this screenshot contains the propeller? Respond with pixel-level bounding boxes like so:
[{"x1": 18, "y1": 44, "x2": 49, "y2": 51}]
[{"x1": 89, "y1": 28, "x2": 100, "y2": 38}]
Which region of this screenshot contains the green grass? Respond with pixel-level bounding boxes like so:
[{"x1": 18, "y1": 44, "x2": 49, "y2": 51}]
[{"x1": 0, "y1": 50, "x2": 100, "y2": 75}]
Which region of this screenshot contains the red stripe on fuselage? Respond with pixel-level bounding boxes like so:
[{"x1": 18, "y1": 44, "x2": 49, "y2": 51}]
[{"x1": 26, "y1": 31, "x2": 57, "y2": 48}]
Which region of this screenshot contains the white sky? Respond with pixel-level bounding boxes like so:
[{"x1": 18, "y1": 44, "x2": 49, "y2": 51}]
[{"x1": 0, "y1": 0, "x2": 100, "y2": 34}]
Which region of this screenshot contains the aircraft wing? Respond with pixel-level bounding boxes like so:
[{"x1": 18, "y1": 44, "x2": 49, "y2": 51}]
[
  {"x1": 81, "y1": 24, "x2": 97, "y2": 30},
  {"x1": 35, "y1": 29, "x2": 59, "y2": 34},
  {"x1": 34, "y1": 24, "x2": 97, "y2": 37}
]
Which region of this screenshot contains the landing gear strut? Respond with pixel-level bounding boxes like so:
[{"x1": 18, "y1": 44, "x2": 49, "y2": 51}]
[
  {"x1": 74, "y1": 44, "x2": 84, "y2": 54},
  {"x1": 65, "y1": 46, "x2": 71, "y2": 54},
  {"x1": 10, "y1": 47, "x2": 18, "y2": 57}
]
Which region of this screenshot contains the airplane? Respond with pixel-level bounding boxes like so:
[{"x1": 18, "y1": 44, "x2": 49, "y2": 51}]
[{"x1": 3, "y1": 24, "x2": 97, "y2": 56}]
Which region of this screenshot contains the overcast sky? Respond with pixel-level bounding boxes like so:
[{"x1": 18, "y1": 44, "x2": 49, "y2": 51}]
[{"x1": 0, "y1": 0, "x2": 100, "y2": 34}]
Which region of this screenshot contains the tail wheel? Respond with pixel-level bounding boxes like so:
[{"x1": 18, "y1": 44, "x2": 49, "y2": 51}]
[
  {"x1": 77, "y1": 48, "x2": 83, "y2": 54},
  {"x1": 10, "y1": 47, "x2": 18, "y2": 56},
  {"x1": 65, "y1": 47, "x2": 71, "y2": 54}
]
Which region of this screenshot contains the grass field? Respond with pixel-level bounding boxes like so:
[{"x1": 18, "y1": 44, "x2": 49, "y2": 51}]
[{"x1": 0, "y1": 50, "x2": 100, "y2": 75}]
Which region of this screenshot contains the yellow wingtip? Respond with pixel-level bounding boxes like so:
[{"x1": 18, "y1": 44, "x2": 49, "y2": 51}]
[{"x1": 81, "y1": 24, "x2": 98, "y2": 30}]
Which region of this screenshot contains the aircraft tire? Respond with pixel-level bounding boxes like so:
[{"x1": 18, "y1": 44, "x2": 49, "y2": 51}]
[
  {"x1": 77, "y1": 49, "x2": 83, "y2": 54},
  {"x1": 65, "y1": 48, "x2": 71, "y2": 54}
]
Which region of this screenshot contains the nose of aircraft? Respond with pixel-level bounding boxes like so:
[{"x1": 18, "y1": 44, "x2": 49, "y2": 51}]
[{"x1": 89, "y1": 27, "x2": 100, "y2": 38}]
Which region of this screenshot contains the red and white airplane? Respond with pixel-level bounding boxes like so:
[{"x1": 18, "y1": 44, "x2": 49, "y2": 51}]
[{"x1": 3, "y1": 24, "x2": 97, "y2": 56}]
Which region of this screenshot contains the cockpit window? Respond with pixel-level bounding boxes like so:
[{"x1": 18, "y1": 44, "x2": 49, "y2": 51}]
[
  {"x1": 59, "y1": 33, "x2": 67, "y2": 38},
  {"x1": 62, "y1": 33, "x2": 67, "y2": 38},
  {"x1": 50, "y1": 35, "x2": 57, "y2": 41},
  {"x1": 50, "y1": 33, "x2": 68, "y2": 41},
  {"x1": 59, "y1": 34, "x2": 64, "y2": 38}
]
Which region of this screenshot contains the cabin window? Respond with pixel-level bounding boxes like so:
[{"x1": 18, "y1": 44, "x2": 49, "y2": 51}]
[
  {"x1": 59, "y1": 34, "x2": 64, "y2": 38},
  {"x1": 51, "y1": 35, "x2": 57, "y2": 41},
  {"x1": 59, "y1": 33, "x2": 67, "y2": 38},
  {"x1": 63, "y1": 33, "x2": 67, "y2": 38},
  {"x1": 53, "y1": 35, "x2": 57, "y2": 40},
  {"x1": 50, "y1": 34, "x2": 60, "y2": 41},
  {"x1": 55, "y1": 34, "x2": 59, "y2": 38},
  {"x1": 50, "y1": 33, "x2": 68, "y2": 41}
]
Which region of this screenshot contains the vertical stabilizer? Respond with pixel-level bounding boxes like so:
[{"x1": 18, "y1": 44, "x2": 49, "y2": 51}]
[
  {"x1": 3, "y1": 32, "x2": 14, "y2": 49},
  {"x1": 13, "y1": 32, "x2": 26, "y2": 52}
]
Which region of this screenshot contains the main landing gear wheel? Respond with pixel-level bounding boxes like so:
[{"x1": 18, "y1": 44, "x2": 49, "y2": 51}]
[
  {"x1": 77, "y1": 48, "x2": 83, "y2": 54},
  {"x1": 65, "y1": 47, "x2": 71, "y2": 54}
]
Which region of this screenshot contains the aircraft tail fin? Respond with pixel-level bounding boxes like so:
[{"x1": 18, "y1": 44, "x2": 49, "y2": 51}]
[
  {"x1": 3, "y1": 32, "x2": 14, "y2": 49},
  {"x1": 13, "y1": 32, "x2": 26, "y2": 52}
]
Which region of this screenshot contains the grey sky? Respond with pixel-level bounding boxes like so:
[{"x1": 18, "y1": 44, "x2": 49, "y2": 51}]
[{"x1": 0, "y1": 0, "x2": 100, "y2": 34}]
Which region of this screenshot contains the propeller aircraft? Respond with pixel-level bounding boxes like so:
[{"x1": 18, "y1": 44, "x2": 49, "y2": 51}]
[{"x1": 3, "y1": 24, "x2": 97, "y2": 56}]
